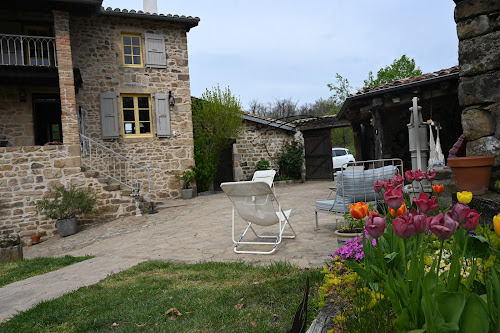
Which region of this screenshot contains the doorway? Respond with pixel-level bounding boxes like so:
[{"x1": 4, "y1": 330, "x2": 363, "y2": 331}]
[{"x1": 32, "y1": 94, "x2": 62, "y2": 146}]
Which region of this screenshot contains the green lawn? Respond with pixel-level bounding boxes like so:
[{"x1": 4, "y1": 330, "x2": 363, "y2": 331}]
[
  {"x1": 0, "y1": 255, "x2": 92, "y2": 288},
  {"x1": 0, "y1": 261, "x2": 323, "y2": 332}
]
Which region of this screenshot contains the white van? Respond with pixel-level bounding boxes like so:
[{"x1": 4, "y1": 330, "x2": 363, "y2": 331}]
[{"x1": 332, "y1": 147, "x2": 355, "y2": 171}]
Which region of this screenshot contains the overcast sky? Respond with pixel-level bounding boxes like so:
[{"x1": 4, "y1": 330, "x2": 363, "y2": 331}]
[{"x1": 102, "y1": 0, "x2": 459, "y2": 110}]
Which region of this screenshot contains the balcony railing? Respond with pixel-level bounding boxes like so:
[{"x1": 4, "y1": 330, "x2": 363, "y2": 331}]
[{"x1": 0, "y1": 34, "x2": 57, "y2": 67}]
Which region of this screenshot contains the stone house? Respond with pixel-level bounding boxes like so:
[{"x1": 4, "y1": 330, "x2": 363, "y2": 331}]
[{"x1": 0, "y1": 0, "x2": 199, "y2": 242}]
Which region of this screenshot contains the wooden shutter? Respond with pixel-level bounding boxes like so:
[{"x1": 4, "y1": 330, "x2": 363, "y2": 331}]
[
  {"x1": 99, "y1": 92, "x2": 119, "y2": 139},
  {"x1": 155, "y1": 94, "x2": 171, "y2": 137},
  {"x1": 145, "y1": 33, "x2": 166, "y2": 68}
]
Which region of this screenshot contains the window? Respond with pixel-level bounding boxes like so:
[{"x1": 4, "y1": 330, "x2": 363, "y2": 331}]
[
  {"x1": 122, "y1": 34, "x2": 142, "y2": 67},
  {"x1": 121, "y1": 94, "x2": 152, "y2": 137}
]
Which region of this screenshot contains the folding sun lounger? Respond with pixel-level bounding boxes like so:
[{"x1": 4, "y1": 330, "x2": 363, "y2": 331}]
[
  {"x1": 221, "y1": 181, "x2": 296, "y2": 254},
  {"x1": 251, "y1": 169, "x2": 276, "y2": 196}
]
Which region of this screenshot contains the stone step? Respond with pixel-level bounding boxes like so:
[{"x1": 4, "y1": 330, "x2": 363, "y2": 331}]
[
  {"x1": 103, "y1": 184, "x2": 121, "y2": 192},
  {"x1": 83, "y1": 171, "x2": 98, "y2": 178}
]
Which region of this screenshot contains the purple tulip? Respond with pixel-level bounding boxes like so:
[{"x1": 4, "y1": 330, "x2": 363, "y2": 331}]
[
  {"x1": 374, "y1": 180, "x2": 386, "y2": 193},
  {"x1": 393, "y1": 174, "x2": 405, "y2": 186},
  {"x1": 383, "y1": 184, "x2": 404, "y2": 210},
  {"x1": 451, "y1": 202, "x2": 471, "y2": 225},
  {"x1": 428, "y1": 211, "x2": 459, "y2": 239},
  {"x1": 393, "y1": 213, "x2": 415, "y2": 239},
  {"x1": 413, "y1": 193, "x2": 438, "y2": 215},
  {"x1": 409, "y1": 209, "x2": 427, "y2": 235},
  {"x1": 365, "y1": 213, "x2": 387, "y2": 238},
  {"x1": 462, "y1": 209, "x2": 481, "y2": 231},
  {"x1": 405, "y1": 170, "x2": 415, "y2": 182},
  {"x1": 425, "y1": 169, "x2": 436, "y2": 181}
]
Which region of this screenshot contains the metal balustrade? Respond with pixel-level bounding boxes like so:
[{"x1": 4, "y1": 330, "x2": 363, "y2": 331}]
[
  {"x1": 79, "y1": 134, "x2": 152, "y2": 200},
  {"x1": 0, "y1": 34, "x2": 57, "y2": 67}
]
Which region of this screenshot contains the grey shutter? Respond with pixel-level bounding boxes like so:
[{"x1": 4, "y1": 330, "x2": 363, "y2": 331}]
[
  {"x1": 145, "y1": 33, "x2": 166, "y2": 68},
  {"x1": 99, "y1": 92, "x2": 120, "y2": 139},
  {"x1": 155, "y1": 94, "x2": 171, "y2": 137}
]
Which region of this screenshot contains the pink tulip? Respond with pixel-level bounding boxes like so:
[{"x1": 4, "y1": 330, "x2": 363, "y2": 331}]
[
  {"x1": 365, "y1": 213, "x2": 387, "y2": 238},
  {"x1": 374, "y1": 180, "x2": 386, "y2": 193},
  {"x1": 414, "y1": 170, "x2": 424, "y2": 181},
  {"x1": 393, "y1": 173, "x2": 404, "y2": 186},
  {"x1": 393, "y1": 213, "x2": 415, "y2": 239},
  {"x1": 383, "y1": 184, "x2": 404, "y2": 210},
  {"x1": 409, "y1": 209, "x2": 427, "y2": 235},
  {"x1": 428, "y1": 212, "x2": 459, "y2": 239},
  {"x1": 413, "y1": 193, "x2": 438, "y2": 215},
  {"x1": 462, "y1": 209, "x2": 481, "y2": 231},
  {"x1": 405, "y1": 170, "x2": 415, "y2": 182},
  {"x1": 425, "y1": 169, "x2": 436, "y2": 181},
  {"x1": 451, "y1": 202, "x2": 471, "y2": 225}
]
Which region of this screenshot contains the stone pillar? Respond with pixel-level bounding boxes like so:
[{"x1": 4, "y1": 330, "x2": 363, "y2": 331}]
[
  {"x1": 454, "y1": 0, "x2": 500, "y2": 170},
  {"x1": 53, "y1": 10, "x2": 79, "y2": 146}
]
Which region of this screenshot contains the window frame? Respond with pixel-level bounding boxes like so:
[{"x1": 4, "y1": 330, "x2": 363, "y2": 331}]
[
  {"x1": 121, "y1": 34, "x2": 143, "y2": 68},
  {"x1": 120, "y1": 94, "x2": 153, "y2": 138}
]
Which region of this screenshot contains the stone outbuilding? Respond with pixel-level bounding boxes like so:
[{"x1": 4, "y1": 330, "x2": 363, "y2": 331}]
[{"x1": 0, "y1": 0, "x2": 199, "y2": 242}]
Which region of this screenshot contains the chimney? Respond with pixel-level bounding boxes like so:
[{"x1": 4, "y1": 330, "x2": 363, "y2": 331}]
[{"x1": 143, "y1": 0, "x2": 158, "y2": 14}]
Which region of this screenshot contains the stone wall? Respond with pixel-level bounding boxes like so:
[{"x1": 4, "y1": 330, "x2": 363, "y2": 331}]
[
  {"x1": 454, "y1": 0, "x2": 500, "y2": 171},
  {"x1": 0, "y1": 145, "x2": 138, "y2": 244},
  {"x1": 0, "y1": 86, "x2": 36, "y2": 147},
  {"x1": 69, "y1": 14, "x2": 195, "y2": 201},
  {"x1": 233, "y1": 120, "x2": 301, "y2": 181}
]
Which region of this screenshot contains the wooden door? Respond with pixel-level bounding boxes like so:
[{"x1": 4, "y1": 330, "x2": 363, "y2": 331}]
[
  {"x1": 303, "y1": 129, "x2": 333, "y2": 179},
  {"x1": 214, "y1": 144, "x2": 234, "y2": 191}
]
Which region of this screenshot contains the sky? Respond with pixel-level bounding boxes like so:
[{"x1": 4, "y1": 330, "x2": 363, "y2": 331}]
[{"x1": 102, "y1": 0, "x2": 459, "y2": 110}]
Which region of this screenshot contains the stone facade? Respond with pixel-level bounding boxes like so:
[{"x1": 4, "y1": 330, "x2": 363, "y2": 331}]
[
  {"x1": 454, "y1": 0, "x2": 500, "y2": 170},
  {"x1": 233, "y1": 120, "x2": 302, "y2": 181}
]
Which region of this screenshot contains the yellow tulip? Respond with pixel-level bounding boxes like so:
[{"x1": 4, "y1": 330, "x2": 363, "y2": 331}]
[
  {"x1": 457, "y1": 191, "x2": 472, "y2": 204},
  {"x1": 494, "y1": 214, "x2": 500, "y2": 236}
]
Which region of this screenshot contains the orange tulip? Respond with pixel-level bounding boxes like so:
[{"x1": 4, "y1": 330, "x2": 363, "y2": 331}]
[
  {"x1": 349, "y1": 202, "x2": 369, "y2": 220},
  {"x1": 432, "y1": 184, "x2": 444, "y2": 194},
  {"x1": 389, "y1": 203, "x2": 407, "y2": 217},
  {"x1": 494, "y1": 214, "x2": 500, "y2": 236}
]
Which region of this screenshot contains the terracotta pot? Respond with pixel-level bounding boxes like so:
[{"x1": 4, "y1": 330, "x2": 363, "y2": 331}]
[
  {"x1": 31, "y1": 234, "x2": 41, "y2": 244},
  {"x1": 448, "y1": 156, "x2": 494, "y2": 195},
  {"x1": 334, "y1": 230, "x2": 362, "y2": 247}
]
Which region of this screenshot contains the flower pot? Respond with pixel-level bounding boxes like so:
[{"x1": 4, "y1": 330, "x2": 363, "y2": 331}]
[
  {"x1": 181, "y1": 188, "x2": 193, "y2": 199},
  {"x1": 334, "y1": 230, "x2": 362, "y2": 247},
  {"x1": 56, "y1": 216, "x2": 78, "y2": 237},
  {"x1": 31, "y1": 234, "x2": 41, "y2": 244},
  {"x1": 448, "y1": 156, "x2": 494, "y2": 195}
]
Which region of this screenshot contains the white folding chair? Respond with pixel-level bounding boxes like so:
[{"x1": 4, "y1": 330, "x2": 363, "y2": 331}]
[
  {"x1": 221, "y1": 181, "x2": 296, "y2": 254},
  {"x1": 252, "y1": 170, "x2": 276, "y2": 196}
]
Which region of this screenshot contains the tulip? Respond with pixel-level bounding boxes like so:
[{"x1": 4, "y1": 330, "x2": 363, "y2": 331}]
[
  {"x1": 383, "y1": 184, "x2": 404, "y2": 210},
  {"x1": 374, "y1": 180, "x2": 386, "y2": 193},
  {"x1": 428, "y1": 212, "x2": 459, "y2": 239},
  {"x1": 413, "y1": 192, "x2": 438, "y2": 215},
  {"x1": 409, "y1": 209, "x2": 427, "y2": 235},
  {"x1": 432, "y1": 184, "x2": 444, "y2": 194},
  {"x1": 349, "y1": 202, "x2": 369, "y2": 220},
  {"x1": 389, "y1": 203, "x2": 407, "y2": 217},
  {"x1": 451, "y1": 202, "x2": 471, "y2": 225},
  {"x1": 425, "y1": 169, "x2": 436, "y2": 181},
  {"x1": 414, "y1": 170, "x2": 424, "y2": 181},
  {"x1": 393, "y1": 174, "x2": 405, "y2": 186},
  {"x1": 405, "y1": 170, "x2": 415, "y2": 182},
  {"x1": 365, "y1": 214, "x2": 387, "y2": 238},
  {"x1": 393, "y1": 213, "x2": 415, "y2": 239},
  {"x1": 462, "y1": 209, "x2": 481, "y2": 231},
  {"x1": 494, "y1": 214, "x2": 500, "y2": 236},
  {"x1": 457, "y1": 191, "x2": 472, "y2": 204}
]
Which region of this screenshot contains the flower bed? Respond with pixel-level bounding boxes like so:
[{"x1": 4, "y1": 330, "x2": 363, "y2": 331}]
[{"x1": 314, "y1": 170, "x2": 500, "y2": 332}]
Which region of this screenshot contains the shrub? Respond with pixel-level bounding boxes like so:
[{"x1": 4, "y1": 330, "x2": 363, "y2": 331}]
[
  {"x1": 277, "y1": 140, "x2": 304, "y2": 179},
  {"x1": 35, "y1": 185, "x2": 97, "y2": 220},
  {"x1": 255, "y1": 159, "x2": 270, "y2": 171}
]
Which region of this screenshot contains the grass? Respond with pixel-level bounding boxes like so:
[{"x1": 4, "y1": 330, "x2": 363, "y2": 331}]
[
  {"x1": 0, "y1": 255, "x2": 92, "y2": 288},
  {"x1": 0, "y1": 261, "x2": 323, "y2": 332}
]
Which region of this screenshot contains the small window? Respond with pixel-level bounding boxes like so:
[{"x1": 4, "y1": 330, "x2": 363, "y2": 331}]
[
  {"x1": 122, "y1": 34, "x2": 143, "y2": 67},
  {"x1": 121, "y1": 94, "x2": 152, "y2": 137},
  {"x1": 335, "y1": 150, "x2": 346, "y2": 156}
]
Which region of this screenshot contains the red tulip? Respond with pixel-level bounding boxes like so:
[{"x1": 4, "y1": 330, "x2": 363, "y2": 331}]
[
  {"x1": 374, "y1": 180, "x2": 386, "y2": 193},
  {"x1": 462, "y1": 209, "x2": 481, "y2": 231},
  {"x1": 451, "y1": 202, "x2": 471, "y2": 225},
  {"x1": 365, "y1": 213, "x2": 387, "y2": 238},
  {"x1": 409, "y1": 209, "x2": 427, "y2": 235},
  {"x1": 405, "y1": 170, "x2": 415, "y2": 182},
  {"x1": 383, "y1": 184, "x2": 404, "y2": 210},
  {"x1": 425, "y1": 169, "x2": 436, "y2": 181},
  {"x1": 413, "y1": 192, "x2": 438, "y2": 215},
  {"x1": 432, "y1": 184, "x2": 444, "y2": 194},
  {"x1": 393, "y1": 174, "x2": 405, "y2": 186},
  {"x1": 428, "y1": 211, "x2": 459, "y2": 239},
  {"x1": 393, "y1": 213, "x2": 415, "y2": 239},
  {"x1": 414, "y1": 170, "x2": 424, "y2": 181}
]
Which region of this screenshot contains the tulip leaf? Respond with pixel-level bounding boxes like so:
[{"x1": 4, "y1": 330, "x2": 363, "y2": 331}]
[
  {"x1": 384, "y1": 252, "x2": 398, "y2": 262},
  {"x1": 395, "y1": 308, "x2": 411, "y2": 331},
  {"x1": 459, "y1": 294, "x2": 489, "y2": 333},
  {"x1": 436, "y1": 291, "x2": 465, "y2": 325},
  {"x1": 344, "y1": 261, "x2": 371, "y2": 282},
  {"x1": 464, "y1": 235, "x2": 490, "y2": 259},
  {"x1": 407, "y1": 330, "x2": 426, "y2": 333}
]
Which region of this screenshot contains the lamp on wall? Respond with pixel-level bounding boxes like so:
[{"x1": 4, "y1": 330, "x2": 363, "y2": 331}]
[
  {"x1": 19, "y1": 89, "x2": 26, "y2": 102},
  {"x1": 168, "y1": 90, "x2": 175, "y2": 107}
]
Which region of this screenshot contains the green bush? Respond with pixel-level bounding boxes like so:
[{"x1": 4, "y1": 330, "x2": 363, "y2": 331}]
[
  {"x1": 277, "y1": 140, "x2": 304, "y2": 179},
  {"x1": 35, "y1": 185, "x2": 97, "y2": 220},
  {"x1": 175, "y1": 167, "x2": 196, "y2": 189},
  {"x1": 255, "y1": 159, "x2": 270, "y2": 171}
]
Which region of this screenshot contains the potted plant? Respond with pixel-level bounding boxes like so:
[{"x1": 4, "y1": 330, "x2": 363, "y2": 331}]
[
  {"x1": 334, "y1": 212, "x2": 365, "y2": 246},
  {"x1": 448, "y1": 155, "x2": 494, "y2": 195},
  {"x1": 31, "y1": 230, "x2": 41, "y2": 244},
  {"x1": 35, "y1": 185, "x2": 97, "y2": 237},
  {"x1": 176, "y1": 168, "x2": 196, "y2": 199}
]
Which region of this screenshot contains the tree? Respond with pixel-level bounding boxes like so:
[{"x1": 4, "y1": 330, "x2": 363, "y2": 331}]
[
  {"x1": 192, "y1": 85, "x2": 243, "y2": 192},
  {"x1": 363, "y1": 55, "x2": 422, "y2": 88},
  {"x1": 327, "y1": 73, "x2": 352, "y2": 115}
]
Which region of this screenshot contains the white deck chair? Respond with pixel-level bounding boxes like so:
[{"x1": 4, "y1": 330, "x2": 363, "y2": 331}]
[
  {"x1": 252, "y1": 170, "x2": 276, "y2": 196},
  {"x1": 221, "y1": 181, "x2": 296, "y2": 254}
]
